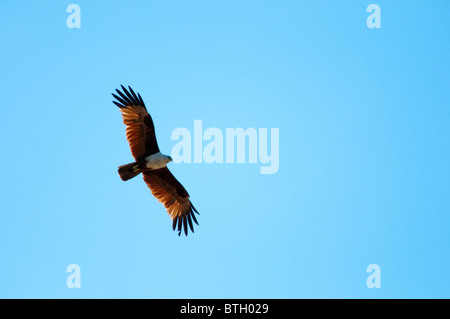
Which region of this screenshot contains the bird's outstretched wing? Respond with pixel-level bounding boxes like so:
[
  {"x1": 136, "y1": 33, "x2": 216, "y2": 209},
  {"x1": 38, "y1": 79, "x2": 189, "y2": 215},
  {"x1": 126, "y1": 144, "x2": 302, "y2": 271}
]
[
  {"x1": 112, "y1": 85, "x2": 159, "y2": 160},
  {"x1": 142, "y1": 167, "x2": 199, "y2": 236}
]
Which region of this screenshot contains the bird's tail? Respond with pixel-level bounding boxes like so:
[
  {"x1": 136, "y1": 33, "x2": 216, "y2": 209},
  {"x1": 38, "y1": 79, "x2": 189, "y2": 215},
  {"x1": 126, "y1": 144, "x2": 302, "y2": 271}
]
[{"x1": 118, "y1": 162, "x2": 141, "y2": 181}]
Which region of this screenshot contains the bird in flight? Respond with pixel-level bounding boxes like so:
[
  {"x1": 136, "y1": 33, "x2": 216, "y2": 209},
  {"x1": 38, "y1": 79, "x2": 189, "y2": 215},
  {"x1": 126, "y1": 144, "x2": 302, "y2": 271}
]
[{"x1": 112, "y1": 85, "x2": 199, "y2": 236}]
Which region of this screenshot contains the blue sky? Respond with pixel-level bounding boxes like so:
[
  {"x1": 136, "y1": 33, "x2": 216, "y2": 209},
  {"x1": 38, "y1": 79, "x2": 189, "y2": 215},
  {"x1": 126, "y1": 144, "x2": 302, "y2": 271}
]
[{"x1": 0, "y1": 1, "x2": 449, "y2": 298}]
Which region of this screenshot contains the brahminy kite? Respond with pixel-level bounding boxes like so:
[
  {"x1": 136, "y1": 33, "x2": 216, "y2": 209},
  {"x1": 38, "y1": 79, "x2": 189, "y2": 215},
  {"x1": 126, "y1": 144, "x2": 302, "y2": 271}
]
[{"x1": 112, "y1": 85, "x2": 199, "y2": 236}]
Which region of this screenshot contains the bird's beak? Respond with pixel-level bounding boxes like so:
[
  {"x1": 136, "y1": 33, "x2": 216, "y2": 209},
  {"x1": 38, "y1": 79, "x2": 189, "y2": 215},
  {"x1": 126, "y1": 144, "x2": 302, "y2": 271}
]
[{"x1": 169, "y1": 156, "x2": 173, "y2": 162}]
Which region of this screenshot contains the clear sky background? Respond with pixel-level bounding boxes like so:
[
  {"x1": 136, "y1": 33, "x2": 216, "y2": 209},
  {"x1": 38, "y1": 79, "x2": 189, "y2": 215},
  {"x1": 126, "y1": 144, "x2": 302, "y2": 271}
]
[{"x1": 0, "y1": 1, "x2": 449, "y2": 298}]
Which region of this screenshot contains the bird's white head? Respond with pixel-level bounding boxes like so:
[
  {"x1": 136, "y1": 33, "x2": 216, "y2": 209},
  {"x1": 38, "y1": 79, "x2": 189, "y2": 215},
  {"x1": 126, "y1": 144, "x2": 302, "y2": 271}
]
[{"x1": 144, "y1": 152, "x2": 173, "y2": 170}]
